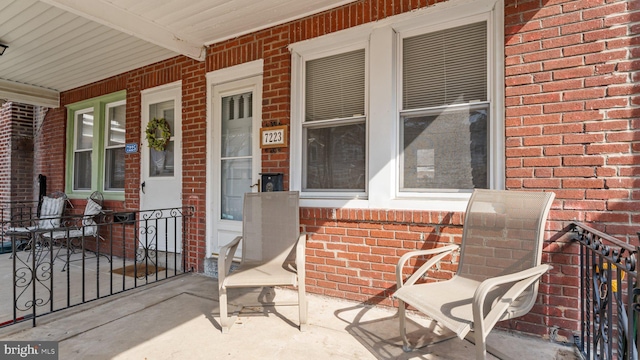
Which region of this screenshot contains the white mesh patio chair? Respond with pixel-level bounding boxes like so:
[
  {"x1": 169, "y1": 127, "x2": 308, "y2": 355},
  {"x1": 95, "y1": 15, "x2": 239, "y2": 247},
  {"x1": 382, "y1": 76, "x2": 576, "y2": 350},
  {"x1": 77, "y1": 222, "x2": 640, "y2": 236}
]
[
  {"x1": 5, "y1": 192, "x2": 68, "y2": 256},
  {"x1": 40, "y1": 191, "x2": 106, "y2": 271},
  {"x1": 217, "y1": 191, "x2": 307, "y2": 333},
  {"x1": 393, "y1": 189, "x2": 555, "y2": 360}
]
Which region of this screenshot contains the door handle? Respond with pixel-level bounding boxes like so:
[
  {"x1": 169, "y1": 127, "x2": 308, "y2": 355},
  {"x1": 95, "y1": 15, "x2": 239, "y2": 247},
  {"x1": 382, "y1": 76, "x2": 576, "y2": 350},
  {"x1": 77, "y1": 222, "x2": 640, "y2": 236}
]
[
  {"x1": 249, "y1": 179, "x2": 260, "y2": 192},
  {"x1": 141, "y1": 181, "x2": 146, "y2": 194}
]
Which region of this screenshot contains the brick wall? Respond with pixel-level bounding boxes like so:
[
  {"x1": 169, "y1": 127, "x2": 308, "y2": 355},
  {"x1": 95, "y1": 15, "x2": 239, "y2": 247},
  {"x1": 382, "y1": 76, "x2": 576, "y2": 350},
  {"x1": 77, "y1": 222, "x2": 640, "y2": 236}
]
[
  {"x1": 10, "y1": 103, "x2": 34, "y2": 203},
  {"x1": 29, "y1": 0, "x2": 637, "y2": 341},
  {"x1": 0, "y1": 102, "x2": 34, "y2": 205},
  {"x1": 0, "y1": 102, "x2": 11, "y2": 205},
  {"x1": 504, "y1": 0, "x2": 640, "y2": 339}
]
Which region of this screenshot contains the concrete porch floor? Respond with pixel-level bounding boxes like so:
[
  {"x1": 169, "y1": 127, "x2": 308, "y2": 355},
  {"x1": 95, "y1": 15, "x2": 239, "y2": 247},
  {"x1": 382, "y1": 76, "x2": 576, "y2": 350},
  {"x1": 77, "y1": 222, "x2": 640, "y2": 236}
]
[{"x1": 0, "y1": 273, "x2": 578, "y2": 360}]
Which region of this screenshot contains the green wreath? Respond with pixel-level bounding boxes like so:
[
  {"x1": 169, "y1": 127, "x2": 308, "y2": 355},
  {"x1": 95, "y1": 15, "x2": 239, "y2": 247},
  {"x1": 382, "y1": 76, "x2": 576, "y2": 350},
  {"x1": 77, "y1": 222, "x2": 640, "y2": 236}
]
[{"x1": 145, "y1": 118, "x2": 171, "y2": 151}]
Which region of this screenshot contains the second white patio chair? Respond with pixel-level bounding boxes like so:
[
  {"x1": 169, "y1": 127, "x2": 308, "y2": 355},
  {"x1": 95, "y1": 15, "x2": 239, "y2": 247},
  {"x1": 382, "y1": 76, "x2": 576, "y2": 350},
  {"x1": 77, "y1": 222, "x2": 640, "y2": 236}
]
[
  {"x1": 394, "y1": 189, "x2": 555, "y2": 360},
  {"x1": 41, "y1": 191, "x2": 106, "y2": 271},
  {"x1": 217, "y1": 191, "x2": 307, "y2": 333}
]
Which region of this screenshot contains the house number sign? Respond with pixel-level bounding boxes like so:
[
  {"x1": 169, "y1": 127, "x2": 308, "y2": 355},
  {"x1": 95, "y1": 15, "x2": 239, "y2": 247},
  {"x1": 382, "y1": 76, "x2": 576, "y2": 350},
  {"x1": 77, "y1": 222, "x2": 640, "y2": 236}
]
[{"x1": 260, "y1": 125, "x2": 288, "y2": 148}]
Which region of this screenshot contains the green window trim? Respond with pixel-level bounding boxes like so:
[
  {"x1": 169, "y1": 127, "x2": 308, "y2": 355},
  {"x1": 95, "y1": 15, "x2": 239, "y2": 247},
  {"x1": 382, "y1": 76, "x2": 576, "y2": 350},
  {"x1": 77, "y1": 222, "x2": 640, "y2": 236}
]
[{"x1": 65, "y1": 90, "x2": 126, "y2": 201}]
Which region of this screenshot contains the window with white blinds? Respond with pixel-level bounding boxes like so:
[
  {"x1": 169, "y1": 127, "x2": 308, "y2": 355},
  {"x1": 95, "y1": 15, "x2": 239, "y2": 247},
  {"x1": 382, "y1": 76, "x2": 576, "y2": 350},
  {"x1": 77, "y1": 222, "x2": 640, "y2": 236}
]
[
  {"x1": 305, "y1": 49, "x2": 365, "y2": 121},
  {"x1": 400, "y1": 21, "x2": 490, "y2": 192},
  {"x1": 403, "y1": 21, "x2": 487, "y2": 110},
  {"x1": 290, "y1": 0, "x2": 503, "y2": 206},
  {"x1": 303, "y1": 49, "x2": 366, "y2": 192}
]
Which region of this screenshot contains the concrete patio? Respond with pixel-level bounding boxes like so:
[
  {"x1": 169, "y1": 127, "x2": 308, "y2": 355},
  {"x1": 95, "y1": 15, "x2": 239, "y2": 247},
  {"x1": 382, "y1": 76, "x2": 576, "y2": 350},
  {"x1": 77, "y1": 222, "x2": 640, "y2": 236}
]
[{"x1": 0, "y1": 272, "x2": 578, "y2": 359}]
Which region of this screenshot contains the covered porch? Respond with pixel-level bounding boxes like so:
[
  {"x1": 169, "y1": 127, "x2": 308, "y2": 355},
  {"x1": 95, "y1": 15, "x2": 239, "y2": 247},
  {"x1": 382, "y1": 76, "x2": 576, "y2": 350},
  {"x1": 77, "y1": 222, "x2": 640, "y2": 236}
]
[
  {"x1": 0, "y1": 273, "x2": 575, "y2": 359},
  {"x1": 1, "y1": 0, "x2": 640, "y2": 359}
]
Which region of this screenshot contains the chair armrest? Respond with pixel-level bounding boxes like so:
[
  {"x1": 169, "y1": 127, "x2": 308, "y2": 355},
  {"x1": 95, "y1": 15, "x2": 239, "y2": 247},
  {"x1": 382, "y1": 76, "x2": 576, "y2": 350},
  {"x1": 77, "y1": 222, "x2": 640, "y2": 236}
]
[
  {"x1": 396, "y1": 244, "x2": 459, "y2": 289},
  {"x1": 472, "y1": 264, "x2": 552, "y2": 335},
  {"x1": 218, "y1": 236, "x2": 243, "y2": 288}
]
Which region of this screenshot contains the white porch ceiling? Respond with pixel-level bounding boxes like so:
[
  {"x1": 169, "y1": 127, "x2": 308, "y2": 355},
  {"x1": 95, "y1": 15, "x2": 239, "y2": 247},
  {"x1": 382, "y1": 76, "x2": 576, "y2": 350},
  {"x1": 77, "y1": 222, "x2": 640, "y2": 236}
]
[{"x1": 0, "y1": 0, "x2": 356, "y2": 108}]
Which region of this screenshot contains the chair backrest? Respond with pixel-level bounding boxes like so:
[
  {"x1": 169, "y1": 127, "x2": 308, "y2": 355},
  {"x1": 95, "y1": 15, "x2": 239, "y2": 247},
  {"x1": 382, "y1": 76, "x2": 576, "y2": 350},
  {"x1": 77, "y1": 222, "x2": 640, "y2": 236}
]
[
  {"x1": 457, "y1": 189, "x2": 554, "y2": 314},
  {"x1": 242, "y1": 191, "x2": 300, "y2": 266},
  {"x1": 459, "y1": 189, "x2": 554, "y2": 280},
  {"x1": 38, "y1": 192, "x2": 67, "y2": 229},
  {"x1": 82, "y1": 192, "x2": 104, "y2": 235}
]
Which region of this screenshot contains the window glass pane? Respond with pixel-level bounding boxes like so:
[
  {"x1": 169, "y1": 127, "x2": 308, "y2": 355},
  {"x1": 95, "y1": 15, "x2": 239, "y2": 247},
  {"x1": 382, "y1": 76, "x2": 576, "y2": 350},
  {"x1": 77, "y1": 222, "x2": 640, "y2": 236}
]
[
  {"x1": 305, "y1": 122, "x2": 366, "y2": 190},
  {"x1": 403, "y1": 21, "x2": 487, "y2": 109},
  {"x1": 149, "y1": 141, "x2": 174, "y2": 177},
  {"x1": 221, "y1": 158, "x2": 252, "y2": 221},
  {"x1": 107, "y1": 104, "x2": 126, "y2": 146},
  {"x1": 401, "y1": 105, "x2": 488, "y2": 190},
  {"x1": 221, "y1": 92, "x2": 252, "y2": 158},
  {"x1": 105, "y1": 147, "x2": 125, "y2": 190},
  {"x1": 76, "y1": 111, "x2": 94, "y2": 150},
  {"x1": 74, "y1": 151, "x2": 92, "y2": 190},
  {"x1": 306, "y1": 49, "x2": 365, "y2": 121}
]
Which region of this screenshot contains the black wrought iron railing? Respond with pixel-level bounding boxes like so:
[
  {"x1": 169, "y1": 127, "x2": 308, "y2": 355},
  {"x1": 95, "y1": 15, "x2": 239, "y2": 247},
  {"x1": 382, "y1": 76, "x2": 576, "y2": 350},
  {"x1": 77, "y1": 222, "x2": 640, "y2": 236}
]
[
  {"x1": 0, "y1": 205, "x2": 194, "y2": 328},
  {"x1": 572, "y1": 221, "x2": 639, "y2": 360},
  {"x1": 0, "y1": 200, "x2": 39, "y2": 254}
]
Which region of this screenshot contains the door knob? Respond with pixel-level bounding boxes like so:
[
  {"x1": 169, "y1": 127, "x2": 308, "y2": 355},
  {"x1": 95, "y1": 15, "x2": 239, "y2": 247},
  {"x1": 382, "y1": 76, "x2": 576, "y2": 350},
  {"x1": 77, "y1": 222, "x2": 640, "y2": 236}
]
[{"x1": 141, "y1": 181, "x2": 146, "y2": 194}]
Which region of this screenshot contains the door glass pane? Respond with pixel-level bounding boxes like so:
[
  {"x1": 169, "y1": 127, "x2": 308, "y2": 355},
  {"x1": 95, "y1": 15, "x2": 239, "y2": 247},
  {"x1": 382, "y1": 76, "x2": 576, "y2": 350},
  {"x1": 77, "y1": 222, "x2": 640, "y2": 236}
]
[
  {"x1": 74, "y1": 151, "x2": 92, "y2": 190},
  {"x1": 149, "y1": 142, "x2": 174, "y2": 177},
  {"x1": 221, "y1": 158, "x2": 251, "y2": 220},
  {"x1": 221, "y1": 92, "x2": 252, "y2": 157},
  {"x1": 149, "y1": 100, "x2": 175, "y2": 133},
  {"x1": 220, "y1": 90, "x2": 253, "y2": 221},
  {"x1": 401, "y1": 105, "x2": 488, "y2": 190},
  {"x1": 304, "y1": 122, "x2": 366, "y2": 190},
  {"x1": 76, "y1": 111, "x2": 94, "y2": 149},
  {"x1": 148, "y1": 100, "x2": 174, "y2": 177}
]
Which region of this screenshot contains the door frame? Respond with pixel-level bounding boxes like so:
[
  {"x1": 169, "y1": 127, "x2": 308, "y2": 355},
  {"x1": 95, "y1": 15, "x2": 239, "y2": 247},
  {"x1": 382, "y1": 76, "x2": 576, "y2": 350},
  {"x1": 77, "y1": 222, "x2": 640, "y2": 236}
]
[{"x1": 206, "y1": 60, "x2": 264, "y2": 257}]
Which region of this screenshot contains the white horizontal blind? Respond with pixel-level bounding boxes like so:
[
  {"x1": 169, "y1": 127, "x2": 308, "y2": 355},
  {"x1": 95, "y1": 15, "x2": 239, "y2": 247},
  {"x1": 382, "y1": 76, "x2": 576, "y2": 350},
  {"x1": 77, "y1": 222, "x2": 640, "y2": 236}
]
[
  {"x1": 403, "y1": 21, "x2": 487, "y2": 110},
  {"x1": 305, "y1": 49, "x2": 365, "y2": 122}
]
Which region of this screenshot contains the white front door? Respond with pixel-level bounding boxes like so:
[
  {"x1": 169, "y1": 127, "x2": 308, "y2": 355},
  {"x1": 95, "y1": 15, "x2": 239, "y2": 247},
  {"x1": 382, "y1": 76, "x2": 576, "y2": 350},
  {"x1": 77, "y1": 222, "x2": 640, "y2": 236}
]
[
  {"x1": 210, "y1": 75, "x2": 262, "y2": 255},
  {"x1": 141, "y1": 82, "x2": 182, "y2": 253}
]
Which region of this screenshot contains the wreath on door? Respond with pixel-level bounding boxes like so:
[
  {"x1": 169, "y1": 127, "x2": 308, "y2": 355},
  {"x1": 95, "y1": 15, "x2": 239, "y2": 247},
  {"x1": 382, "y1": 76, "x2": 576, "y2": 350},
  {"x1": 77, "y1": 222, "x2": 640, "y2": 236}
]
[{"x1": 145, "y1": 118, "x2": 171, "y2": 151}]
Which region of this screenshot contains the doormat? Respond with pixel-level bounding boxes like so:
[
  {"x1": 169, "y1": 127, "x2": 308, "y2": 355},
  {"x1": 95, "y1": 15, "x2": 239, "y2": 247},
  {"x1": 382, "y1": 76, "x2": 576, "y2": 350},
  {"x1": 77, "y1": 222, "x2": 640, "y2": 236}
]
[{"x1": 111, "y1": 264, "x2": 166, "y2": 277}]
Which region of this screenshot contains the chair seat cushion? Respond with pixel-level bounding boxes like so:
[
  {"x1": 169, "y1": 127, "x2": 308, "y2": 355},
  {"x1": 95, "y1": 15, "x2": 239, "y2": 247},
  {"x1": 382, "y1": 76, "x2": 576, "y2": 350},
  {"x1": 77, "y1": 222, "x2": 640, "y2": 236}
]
[
  {"x1": 394, "y1": 276, "x2": 480, "y2": 339},
  {"x1": 222, "y1": 260, "x2": 298, "y2": 288},
  {"x1": 41, "y1": 229, "x2": 95, "y2": 239},
  {"x1": 6, "y1": 226, "x2": 36, "y2": 233}
]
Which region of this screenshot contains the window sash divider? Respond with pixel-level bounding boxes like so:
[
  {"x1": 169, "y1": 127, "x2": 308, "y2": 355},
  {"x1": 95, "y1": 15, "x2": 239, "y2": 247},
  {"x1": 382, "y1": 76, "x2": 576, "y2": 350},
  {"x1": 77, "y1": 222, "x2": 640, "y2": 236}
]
[{"x1": 302, "y1": 116, "x2": 366, "y2": 128}]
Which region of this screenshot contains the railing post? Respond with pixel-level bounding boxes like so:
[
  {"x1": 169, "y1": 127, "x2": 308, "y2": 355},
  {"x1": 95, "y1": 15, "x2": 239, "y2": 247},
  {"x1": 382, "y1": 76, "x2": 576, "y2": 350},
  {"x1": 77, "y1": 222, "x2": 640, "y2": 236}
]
[{"x1": 635, "y1": 238, "x2": 640, "y2": 360}]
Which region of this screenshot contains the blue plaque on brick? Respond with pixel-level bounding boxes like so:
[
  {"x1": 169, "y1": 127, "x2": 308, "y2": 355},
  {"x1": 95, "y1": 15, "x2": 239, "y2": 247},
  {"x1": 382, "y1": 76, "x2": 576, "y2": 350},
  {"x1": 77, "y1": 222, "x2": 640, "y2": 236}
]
[{"x1": 125, "y1": 143, "x2": 138, "y2": 154}]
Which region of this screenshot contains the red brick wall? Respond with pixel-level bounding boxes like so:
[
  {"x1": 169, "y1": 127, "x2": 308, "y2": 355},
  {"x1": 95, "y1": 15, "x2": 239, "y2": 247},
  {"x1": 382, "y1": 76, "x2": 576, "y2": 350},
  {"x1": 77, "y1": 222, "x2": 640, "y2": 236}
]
[
  {"x1": 0, "y1": 102, "x2": 11, "y2": 205},
  {"x1": 504, "y1": 0, "x2": 639, "y2": 339},
  {"x1": 10, "y1": 103, "x2": 35, "y2": 203},
  {"x1": 0, "y1": 102, "x2": 34, "y2": 205},
  {"x1": 33, "y1": 0, "x2": 638, "y2": 341}
]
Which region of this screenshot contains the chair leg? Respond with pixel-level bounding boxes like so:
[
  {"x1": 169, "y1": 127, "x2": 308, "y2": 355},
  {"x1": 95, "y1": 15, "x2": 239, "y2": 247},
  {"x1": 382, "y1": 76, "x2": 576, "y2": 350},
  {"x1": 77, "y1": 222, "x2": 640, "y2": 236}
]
[
  {"x1": 298, "y1": 281, "x2": 308, "y2": 332},
  {"x1": 219, "y1": 287, "x2": 229, "y2": 333},
  {"x1": 399, "y1": 299, "x2": 412, "y2": 352},
  {"x1": 473, "y1": 329, "x2": 488, "y2": 360}
]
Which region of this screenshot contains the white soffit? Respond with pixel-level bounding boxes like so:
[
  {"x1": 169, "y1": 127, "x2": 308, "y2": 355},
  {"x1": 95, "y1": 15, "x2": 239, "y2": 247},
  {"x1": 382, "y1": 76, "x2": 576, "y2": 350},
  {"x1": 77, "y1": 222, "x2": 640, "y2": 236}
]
[{"x1": 0, "y1": 0, "x2": 357, "y2": 108}]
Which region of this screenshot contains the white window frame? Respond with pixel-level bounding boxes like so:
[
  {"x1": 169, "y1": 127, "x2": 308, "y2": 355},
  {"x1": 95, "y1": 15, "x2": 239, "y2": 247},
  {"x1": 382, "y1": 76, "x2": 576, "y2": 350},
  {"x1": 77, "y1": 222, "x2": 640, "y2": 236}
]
[
  {"x1": 300, "y1": 45, "x2": 369, "y2": 198},
  {"x1": 290, "y1": 0, "x2": 504, "y2": 211}
]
